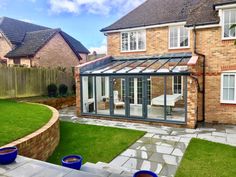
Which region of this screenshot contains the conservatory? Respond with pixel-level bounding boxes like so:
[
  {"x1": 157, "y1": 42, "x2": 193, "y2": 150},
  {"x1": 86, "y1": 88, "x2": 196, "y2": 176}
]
[{"x1": 78, "y1": 53, "x2": 197, "y2": 124}]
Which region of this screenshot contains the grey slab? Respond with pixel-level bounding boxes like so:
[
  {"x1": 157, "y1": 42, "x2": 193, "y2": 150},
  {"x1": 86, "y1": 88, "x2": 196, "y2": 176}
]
[
  {"x1": 81, "y1": 164, "x2": 111, "y2": 177},
  {"x1": 159, "y1": 164, "x2": 177, "y2": 177},
  {"x1": 122, "y1": 158, "x2": 163, "y2": 174},
  {"x1": 64, "y1": 170, "x2": 101, "y2": 177},
  {"x1": 121, "y1": 149, "x2": 153, "y2": 160},
  {"x1": 110, "y1": 156, "x2": 130, "y2": 167}
]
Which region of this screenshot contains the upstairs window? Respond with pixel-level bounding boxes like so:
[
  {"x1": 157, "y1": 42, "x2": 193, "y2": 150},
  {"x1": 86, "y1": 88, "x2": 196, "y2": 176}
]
[
  {"x1": 223, "y1": 9, "x2": 236, "y2": 39},
  {"x1": 121, "y1": 30, "x2": 146, "y2": 52},
  {"x1": 221, "y1": 72, "x2": 236, "y2": 104},
  {"x1": 169, "y1": 26, "x2": 189, "y2": 49}
]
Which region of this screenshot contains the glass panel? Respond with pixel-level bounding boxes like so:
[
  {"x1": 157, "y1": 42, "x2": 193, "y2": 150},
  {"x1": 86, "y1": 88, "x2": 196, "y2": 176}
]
[
  {"x1": 82, "y1": 76, "x2": 95, "y2": 114},
  {"x1": 170, "y1": 27, "x2": 178, "y2": 48},
  {"x1": 223, "y1": 88, "x2": 228, "y2": 100},
  {"x1": 130, "y1": 32, "x2": 137, "y2": 50},
  {"x1": 180, "y1": 27, "x2": 188, "y2": 47},
  {"x1": 229, "y1": 75, "x2": 235, "y2": 88},
  {"x1": 229, "y1": 88, "x2": 235, "y2": 100},
  {"x1": 130, "y1": 77, "x2": 143, "y2": 117},
  {"x1": 138, "y1": 31, "x2": 145, "y2": 50},
  {"x1": 129, "y1": 78, "x2": 134, "y2": 104},
  {"x1": 167, "y1": 76, "x2": 186, "y2": 122},
  {"x1": 113, "y1": 77, "x2": 126, "y2": 116},
  {"x1": 96, "y1": 77, "x2": 110, "y2": 115},
  {"x1": 147, "y1": 76, "x2": 165, "y2": 120},
  {"x1": 223, "y1": 75, "x2": 229, "y2": 88},
  {"x1": 121, "y1": 33, "x2": 128, "y2": 51}
]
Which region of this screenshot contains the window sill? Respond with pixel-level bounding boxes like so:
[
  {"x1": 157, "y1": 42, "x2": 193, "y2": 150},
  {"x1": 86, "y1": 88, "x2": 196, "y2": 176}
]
[
  {"x1": 220, "y1": 101, "x2": 236, "y2": 105},
  {"x1": 120, "y1": 50, "x2": 146, "y2": 53},
  {"x1": 168, "y1": 47, "x2": 190, "y2": 50},
  {"x1": 222, "y1": 37, "x2": 236, "y2": 41}
]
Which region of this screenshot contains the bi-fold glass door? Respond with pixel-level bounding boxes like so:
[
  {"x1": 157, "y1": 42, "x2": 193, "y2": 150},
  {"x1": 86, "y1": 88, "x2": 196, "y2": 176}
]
[{"x1": 110, "y1": 76, "x2": 145, "y2": 118}]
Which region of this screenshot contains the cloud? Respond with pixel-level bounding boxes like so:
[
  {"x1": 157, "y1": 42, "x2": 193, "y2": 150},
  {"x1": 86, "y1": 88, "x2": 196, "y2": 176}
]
[
  {"x1": 89, "y1": 38, "x2": 107, "y2": 54},
  {"x1": 48, "y1": 0, "x2": 145, "y2": 15}
]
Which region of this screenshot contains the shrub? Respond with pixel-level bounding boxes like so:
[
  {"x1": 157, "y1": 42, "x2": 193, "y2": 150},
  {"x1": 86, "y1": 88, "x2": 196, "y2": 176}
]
[
  {"x1": 72, "y1": 84, "x2": 76, "y2": 94},
  {"x1": 59, "y1": 84, "x2": 68, "y2": 96},
  {"x1": 47, "y1": 84, "x2": 57, "y2": 97}
]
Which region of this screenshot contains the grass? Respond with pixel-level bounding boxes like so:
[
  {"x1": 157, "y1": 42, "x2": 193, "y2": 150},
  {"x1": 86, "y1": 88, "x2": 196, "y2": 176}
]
[
  {"x1": 48, "y1": 121, "x2": 145, "y2": 165},
  {"x1": 175, "y1": 138, "x2": 236, "y2": 177},
  {"x1": 0, "y1": 99, "x2": 52, "y2": 146}
]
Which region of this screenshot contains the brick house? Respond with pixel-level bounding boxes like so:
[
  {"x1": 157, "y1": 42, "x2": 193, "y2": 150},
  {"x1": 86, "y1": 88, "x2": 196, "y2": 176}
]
[
  {"x1": 0, "y1": 17, "x2": 90, "y2": 68},
  {"x1": 75, "y1": 0, "x2": 236, "y2": 128}
]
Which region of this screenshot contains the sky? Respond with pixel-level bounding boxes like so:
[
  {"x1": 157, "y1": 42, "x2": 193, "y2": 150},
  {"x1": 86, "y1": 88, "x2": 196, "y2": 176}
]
[{"x1": 0, "y1": 0, "x2": 145, "y2": 54}]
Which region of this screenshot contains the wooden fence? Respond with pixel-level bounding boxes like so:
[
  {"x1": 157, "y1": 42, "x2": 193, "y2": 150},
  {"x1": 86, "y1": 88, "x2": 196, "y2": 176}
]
[{"x1": 0, "y1": 67, "x2": 74, "y2": 98}]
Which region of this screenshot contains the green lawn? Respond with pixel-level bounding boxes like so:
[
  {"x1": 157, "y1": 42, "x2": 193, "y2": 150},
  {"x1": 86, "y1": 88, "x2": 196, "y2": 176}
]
[
  {"x1": 48, "y1": 121, "x2": 145, "y2": 165},
  {"x1": 0, "y1": 99, "x2": 52, "y2": 146},
  {"x1": 175, "y1": 138, "x2": 236, "y2": 177}
]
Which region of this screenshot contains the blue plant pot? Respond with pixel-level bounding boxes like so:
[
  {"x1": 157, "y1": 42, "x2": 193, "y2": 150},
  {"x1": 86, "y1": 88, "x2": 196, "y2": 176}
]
[
  {"x1": 0, "y1": 147, "x2": 18, "y2": 165},
  {"x1": 62, "y1": 155, "x2": 83, "y2": 170},
  {"x1": 133, "y1": 170, "x2": 158, "y2": 177}
]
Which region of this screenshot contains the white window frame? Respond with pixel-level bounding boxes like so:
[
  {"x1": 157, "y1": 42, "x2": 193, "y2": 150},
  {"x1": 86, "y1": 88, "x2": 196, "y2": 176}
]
[
  {"x1": 172, "y1": 76, "x2": 183, "y2": 96},
  {"x1": 169, "y1": 26, "x2": 190, "y2": 49},
  {"x1": 222, "y1": 8, "x2": 236, "y2": 40},
  {"x1": 120, "y1": 30, "x2": 146, "y2": 52},
  {"x1": 221, "y1": 72, "x2": 236, "y2": 104}
]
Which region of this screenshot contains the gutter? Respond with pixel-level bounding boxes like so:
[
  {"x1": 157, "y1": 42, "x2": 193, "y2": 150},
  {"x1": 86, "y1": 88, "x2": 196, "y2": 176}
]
[{"x1": 193, "y1": 25, "x2": 206, "y2": 126}]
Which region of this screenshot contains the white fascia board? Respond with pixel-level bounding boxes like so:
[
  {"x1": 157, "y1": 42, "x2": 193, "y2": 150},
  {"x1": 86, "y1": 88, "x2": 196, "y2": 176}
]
[
  {"x1": 215, "y1": 3, "x2": 236, "y2": 10},
  {"x1": 104, "y1": 21, "x2": 186, "y2": 34}
]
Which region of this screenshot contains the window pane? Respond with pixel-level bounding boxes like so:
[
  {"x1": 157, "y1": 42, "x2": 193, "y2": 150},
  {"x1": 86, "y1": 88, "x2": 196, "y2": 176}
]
[
  {"x1": 180, "y1": 27, "x2": 188, "y2": 47},
  {"x1": 229, "y1": 88, "x2": 235, "y2": 100},
  {"x1": 88, "y1": 76, "x2": 94, "y2": 99},
  {"x1": 224, "y1": 24, "x2": 230, "y2": 38},
  {"x1": 223, "y1": 88, "x2": 228, "y2": 100},
  {"x1": 138, "y1": 31, "x2": 145, "y2": 50},
  {"x1": 101, "y1": 77, "x2": 106, "y2": 96},
  {"x1": 170, "y1": 27, "x2": 178, "y2": 48},
  {"x1": 130, "y1": 32, "x2": 137, "y2": 50},
  {"x1": 121, "y1": 33, "x2": 128, "y2": 51},
  {"x1": 224, "y1": 11, "x2": 230, "y2": 24},
  {"x1": 229, "y1": 75, "x2": 235, "y2": 88},
  {"x1": 223, "y1": 75, "x2": 229, "y2": 87}
]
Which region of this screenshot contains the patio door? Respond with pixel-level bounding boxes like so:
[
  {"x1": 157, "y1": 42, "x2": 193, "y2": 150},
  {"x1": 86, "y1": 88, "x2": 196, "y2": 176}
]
[
  {"x1": 128, "y1": 77, "x2": 144, "y2": 118},
  {"x1": 111, "y1": 77, "x2": 127, "y2": 116}
]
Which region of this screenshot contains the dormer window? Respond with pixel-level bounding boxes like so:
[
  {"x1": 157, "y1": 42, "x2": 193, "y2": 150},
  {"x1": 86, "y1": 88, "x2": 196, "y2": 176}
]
[
  {"x1": 169, "y1": 26, "x2": 189, "y2": 49},
  {"x1": 222, "y1": 9, "x2": 236, "y2": 39},
  {"x1": 121, "y1": 30, "x2": 146, "y2": 52}
]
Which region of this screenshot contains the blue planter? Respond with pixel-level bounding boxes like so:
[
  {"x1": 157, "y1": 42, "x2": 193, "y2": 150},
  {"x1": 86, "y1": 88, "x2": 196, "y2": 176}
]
[
  {"x1": 62, "y1": 155, "x2": 83, "y2": 170},
  {"x1": 133, "y1": 170, "x2": 158, "y2": 177},
  {"x1": 0, "y1": 147, "x2": 18, "y2": 165}
]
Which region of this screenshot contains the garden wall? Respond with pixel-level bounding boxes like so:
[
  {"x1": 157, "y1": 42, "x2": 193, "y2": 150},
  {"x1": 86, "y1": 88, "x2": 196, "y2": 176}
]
[
  {"x1": 0, "y1": 67, "x2": 74, "y2": 98},
  {"x1": 1, "y1": 104, "x2": 60, "y2": 161}
]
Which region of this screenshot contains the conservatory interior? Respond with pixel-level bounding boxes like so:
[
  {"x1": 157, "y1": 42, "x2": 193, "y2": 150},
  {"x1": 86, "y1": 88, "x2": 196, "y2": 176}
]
[{"x1": 79, "y1": 53, "x2": 194, "y2": 124}]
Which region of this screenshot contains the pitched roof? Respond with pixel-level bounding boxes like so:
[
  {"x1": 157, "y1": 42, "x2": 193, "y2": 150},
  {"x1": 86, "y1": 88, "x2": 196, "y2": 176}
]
[
  {"x1": 101, "y1": 0, "x2": 236, "y2": 32},
  {"x1": 5, "y1": 29, "x2": 59, "y2": 58},
  {"x1": 0, "y1": 17, "x2": 48, "y2": 45},
  {"x1": 0, "y1": 17, "x2": 89, "y2": 58}
]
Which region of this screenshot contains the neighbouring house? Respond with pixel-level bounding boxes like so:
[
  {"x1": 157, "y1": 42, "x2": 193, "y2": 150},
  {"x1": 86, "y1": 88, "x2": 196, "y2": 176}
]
[
  {"x1": 0, "y1": 17, "x2": 90, "y2": 68},
  {"x1": 75, "y1": 0, "x2": 236, "y2": 128}
]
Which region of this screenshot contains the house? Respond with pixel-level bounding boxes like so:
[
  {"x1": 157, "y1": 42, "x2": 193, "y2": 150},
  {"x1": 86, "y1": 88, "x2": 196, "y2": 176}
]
[
  {"x1": 0, "y1": 17, "x2": 90, "y2": 68},
  {"x1": 75, "y1": 0, "x2": 236, "y2": 128}
]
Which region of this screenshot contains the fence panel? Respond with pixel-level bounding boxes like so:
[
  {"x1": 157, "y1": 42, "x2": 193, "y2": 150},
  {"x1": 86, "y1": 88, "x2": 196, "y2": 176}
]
[{"x1": 0, "y1": 67, "x2": 74, "y2": 98}]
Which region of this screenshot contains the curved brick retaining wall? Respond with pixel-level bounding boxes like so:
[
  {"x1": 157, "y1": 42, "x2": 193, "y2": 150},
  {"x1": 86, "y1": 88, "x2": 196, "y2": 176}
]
[{"x1": 1, "y1": 104, "x2": 60, "y2": 161}]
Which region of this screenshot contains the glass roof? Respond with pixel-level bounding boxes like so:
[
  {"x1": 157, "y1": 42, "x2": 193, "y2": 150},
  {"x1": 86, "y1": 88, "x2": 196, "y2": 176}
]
[{"x1": 81, "y1": 53, "x2": 192, "y2": 76}]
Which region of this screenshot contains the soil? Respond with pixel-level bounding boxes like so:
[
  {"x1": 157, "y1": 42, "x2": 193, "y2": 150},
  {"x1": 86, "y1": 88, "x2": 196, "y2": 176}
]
[
  {"x1": 64, "y1": 157, "x2": 80, "y2": 163},
  {"x1": 136, "y1": 174, "x2": 154, "y2": 177},
  {"x1": 0, "y1": 149, "x2": 15, "y2": 155}
]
